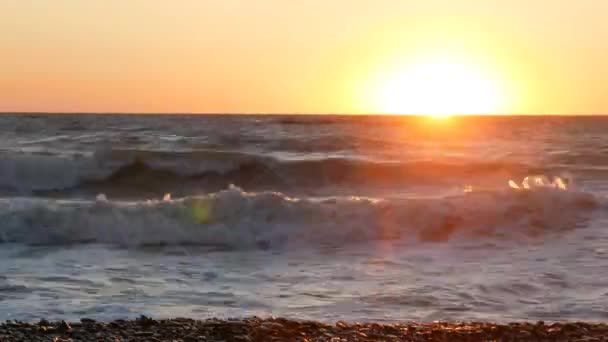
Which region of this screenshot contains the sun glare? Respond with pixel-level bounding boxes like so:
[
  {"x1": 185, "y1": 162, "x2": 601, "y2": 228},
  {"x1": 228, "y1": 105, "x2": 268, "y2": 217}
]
[{"x1": 374, "y1": 60, "x2": 504, "y2": 116}]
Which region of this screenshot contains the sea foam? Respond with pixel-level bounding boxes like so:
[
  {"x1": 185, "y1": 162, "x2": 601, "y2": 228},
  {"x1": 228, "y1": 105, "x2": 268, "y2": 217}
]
[{"x1": 0, "y1": 185, "x2": 598, "y2": 247}]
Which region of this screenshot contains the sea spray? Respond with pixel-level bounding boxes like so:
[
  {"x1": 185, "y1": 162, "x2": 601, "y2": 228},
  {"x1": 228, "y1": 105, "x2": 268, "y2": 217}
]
[{"x1": 0, "y1": 185, "x2": 598, "y2": 247}]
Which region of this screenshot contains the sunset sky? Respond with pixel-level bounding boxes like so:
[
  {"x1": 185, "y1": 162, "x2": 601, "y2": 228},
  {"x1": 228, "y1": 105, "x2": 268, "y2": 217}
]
[{"x1": 1, "y1": 0, "x2": 607, "y2": 114}]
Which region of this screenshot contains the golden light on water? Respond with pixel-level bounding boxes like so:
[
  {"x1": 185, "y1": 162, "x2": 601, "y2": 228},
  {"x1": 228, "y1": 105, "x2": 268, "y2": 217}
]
[{"x1": 371, "y1": 57, "x2": 506, "y2": 116}]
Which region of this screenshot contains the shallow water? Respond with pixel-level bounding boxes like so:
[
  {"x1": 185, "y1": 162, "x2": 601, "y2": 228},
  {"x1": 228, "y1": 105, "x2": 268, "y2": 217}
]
[{"x1": 0, "y1": 114, "x2": 607, "y2": 322}]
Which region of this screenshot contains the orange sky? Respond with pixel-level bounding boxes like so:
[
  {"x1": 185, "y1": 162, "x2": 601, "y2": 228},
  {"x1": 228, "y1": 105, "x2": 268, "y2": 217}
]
[{"x1": 1, "y1": 0, "x2": 607, "y2": 114}]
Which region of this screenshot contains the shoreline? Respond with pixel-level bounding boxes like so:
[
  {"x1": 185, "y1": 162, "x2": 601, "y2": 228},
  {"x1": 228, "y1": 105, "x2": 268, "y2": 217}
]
[{"x1": 1, "y1": 317, "x2": 607, "y2": 341}]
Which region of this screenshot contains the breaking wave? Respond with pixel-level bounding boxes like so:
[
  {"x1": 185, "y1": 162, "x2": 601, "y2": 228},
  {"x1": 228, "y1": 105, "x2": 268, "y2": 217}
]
[
  {"x1": 0, "y1": 185, "x2": 599, "y2": 247},
  {"x1": 0, "y1": 149, "x2": 544, "y2": 197}
]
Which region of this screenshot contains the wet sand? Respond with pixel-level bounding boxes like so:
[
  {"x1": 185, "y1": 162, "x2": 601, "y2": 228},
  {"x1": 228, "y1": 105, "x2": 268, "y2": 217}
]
[{"x1": 1, "y1": 316, "x2": 607, "y2": 341}]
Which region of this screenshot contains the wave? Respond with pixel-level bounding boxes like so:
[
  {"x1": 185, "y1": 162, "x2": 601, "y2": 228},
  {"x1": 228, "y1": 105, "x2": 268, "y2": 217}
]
[
  {"x1": 0, "y1": 149, "x2": 543, "y2": 197},
  {"x1": 0, "y1": 185, "x2": 599, "y2": 247},
  {"x1": 276, "y1": 116, "x2": 345, "y2": 125}
]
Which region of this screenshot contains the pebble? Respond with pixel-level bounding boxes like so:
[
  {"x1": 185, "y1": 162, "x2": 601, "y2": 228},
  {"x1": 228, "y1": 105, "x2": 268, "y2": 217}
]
[
  {"x1": 0, "y1": 318, "x2": 607, "y2": 341},
  {"x1": 58, "y1": 320, "x2": 71, "y2": 332}
]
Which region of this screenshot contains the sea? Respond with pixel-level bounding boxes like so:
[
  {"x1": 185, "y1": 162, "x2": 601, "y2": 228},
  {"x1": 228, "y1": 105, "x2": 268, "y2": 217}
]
[{"x1": 0, "y1": 114, "x2": 607, "y2": 323}]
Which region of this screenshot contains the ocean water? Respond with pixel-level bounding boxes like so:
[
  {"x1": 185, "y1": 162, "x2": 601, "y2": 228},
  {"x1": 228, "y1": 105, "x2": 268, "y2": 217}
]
[{"x1": 0, "y1": 114, "x2": 607, "y2": 322}]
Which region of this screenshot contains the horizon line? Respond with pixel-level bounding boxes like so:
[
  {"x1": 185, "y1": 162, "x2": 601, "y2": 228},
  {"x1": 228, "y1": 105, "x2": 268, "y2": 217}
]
[{"x1": 1, "y1": 112, "x2": 608, "y2": 116}]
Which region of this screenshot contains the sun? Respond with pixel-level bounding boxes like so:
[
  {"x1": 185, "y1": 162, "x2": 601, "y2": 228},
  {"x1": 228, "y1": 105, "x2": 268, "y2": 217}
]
[{"x1": 374, "y1": 59, "x2": 504, "y2": 116}]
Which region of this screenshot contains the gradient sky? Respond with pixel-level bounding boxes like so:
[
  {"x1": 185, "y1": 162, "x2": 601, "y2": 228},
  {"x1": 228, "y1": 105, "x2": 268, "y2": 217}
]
[{"x1": 1, "y1": 0, "x2": 607, "y2": 114}]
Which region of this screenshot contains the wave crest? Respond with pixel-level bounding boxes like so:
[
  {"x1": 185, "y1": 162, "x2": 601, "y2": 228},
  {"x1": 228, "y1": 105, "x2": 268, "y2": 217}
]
[
  {"x1": 0, "y1": 149, "x2": 540, "y2": 197},
  {"x1": 509, "y1": 174, "x2": 573, "y2": 190},
  {"x1": 0, "y1": 185, "x2": 598, "y2": 247}
]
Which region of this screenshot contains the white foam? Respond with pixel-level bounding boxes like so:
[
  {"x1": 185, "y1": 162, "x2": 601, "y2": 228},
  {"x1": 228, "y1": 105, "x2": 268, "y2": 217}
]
[
  {"x1": 509, "y1": 174, "x2": 573, "y2": 191},
  {"x1": 96, "y1": 193, "x2": 108, "y2": 202},
  {"x1": 0, "y1": 185, "x2": 600, "y2": 247}
]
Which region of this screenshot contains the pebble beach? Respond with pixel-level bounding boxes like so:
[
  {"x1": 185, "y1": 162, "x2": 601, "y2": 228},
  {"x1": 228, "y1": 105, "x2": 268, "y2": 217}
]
[{"x1": 1, "y1": 317, "x2": 608, "y2": 341}]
